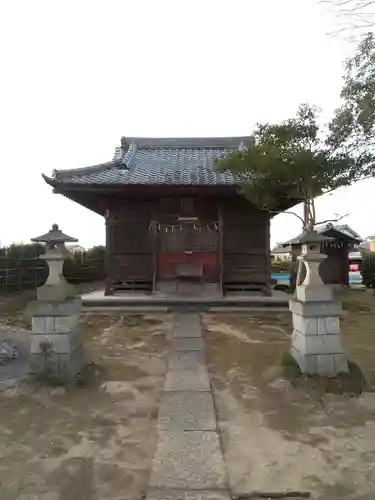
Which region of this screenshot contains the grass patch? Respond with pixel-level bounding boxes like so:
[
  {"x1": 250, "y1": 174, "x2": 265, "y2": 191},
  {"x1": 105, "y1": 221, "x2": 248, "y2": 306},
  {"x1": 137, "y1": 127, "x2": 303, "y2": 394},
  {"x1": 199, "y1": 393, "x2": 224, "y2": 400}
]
[{"x1": 280, "y1": 350, "x2": 302, "y2": 377}]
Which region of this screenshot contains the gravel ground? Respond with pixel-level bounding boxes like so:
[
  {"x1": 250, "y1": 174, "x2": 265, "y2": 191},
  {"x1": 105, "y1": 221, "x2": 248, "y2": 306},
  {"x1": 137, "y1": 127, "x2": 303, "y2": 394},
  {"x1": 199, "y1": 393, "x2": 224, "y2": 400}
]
[
  {"x1": 203, "y1": 298, "x2": 375, "y2": 500},
  {"x1": 0, "y1": 311, "x2": 171, "y2": 500}
]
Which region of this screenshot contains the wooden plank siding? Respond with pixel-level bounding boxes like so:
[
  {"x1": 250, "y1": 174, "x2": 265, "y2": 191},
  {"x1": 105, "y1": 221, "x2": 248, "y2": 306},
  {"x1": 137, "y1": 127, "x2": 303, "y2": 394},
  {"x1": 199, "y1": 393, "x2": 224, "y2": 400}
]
[
  {"x1": 105, "y1": 200, "x2": 154, "y2": 293},
  {"x1": 222, "y1": 198, "x2": 270, "y2": 290},
  {"x1": 104, "y1": 195, "x2": 270, "y2": 294}
]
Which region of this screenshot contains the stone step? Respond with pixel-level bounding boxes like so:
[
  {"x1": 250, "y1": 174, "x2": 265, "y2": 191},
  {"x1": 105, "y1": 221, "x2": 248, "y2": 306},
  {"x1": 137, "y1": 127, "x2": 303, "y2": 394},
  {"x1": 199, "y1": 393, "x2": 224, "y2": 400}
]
[
  {"x1": 147, "y1": 489, "x2": 230, "y2": 500},
  {"x1": 81, "y1": 305, "x2": 288, "y2": 313},
  {"x1": 81, "y1": 296, "x2": 288, "y2": 310},
  {"x1": 164, "y1": 368, "x2": 211, "y2": 392},
  {"x1": 171, "y1": 337, "x2": 205, "y2": 351},
  {"x1": 168, "y1": 351, "x2": 207, "y2": 371},
  {"x1": 173, "y1": 313, "x2": 202, "y2": 338},
  {"x1": 157, "y1": 392, "x2": 216, "y2": 431},
  {"x1": 149, "y1": 431, "x2": 228, "y2": 490}
]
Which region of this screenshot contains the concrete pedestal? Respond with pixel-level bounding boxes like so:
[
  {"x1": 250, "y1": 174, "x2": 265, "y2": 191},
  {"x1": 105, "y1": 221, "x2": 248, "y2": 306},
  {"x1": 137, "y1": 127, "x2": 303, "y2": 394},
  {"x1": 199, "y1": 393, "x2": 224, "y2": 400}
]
[{"x1": 27, "y1": 297, "x2": 84, "y2": 382}]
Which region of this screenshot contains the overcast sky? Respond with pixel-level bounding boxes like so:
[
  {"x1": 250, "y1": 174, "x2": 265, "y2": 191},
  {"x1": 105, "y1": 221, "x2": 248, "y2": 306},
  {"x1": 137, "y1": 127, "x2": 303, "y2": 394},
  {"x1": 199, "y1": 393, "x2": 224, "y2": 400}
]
[{"x1": 1, "y1": 0, "x2": 374, "y2": 248}]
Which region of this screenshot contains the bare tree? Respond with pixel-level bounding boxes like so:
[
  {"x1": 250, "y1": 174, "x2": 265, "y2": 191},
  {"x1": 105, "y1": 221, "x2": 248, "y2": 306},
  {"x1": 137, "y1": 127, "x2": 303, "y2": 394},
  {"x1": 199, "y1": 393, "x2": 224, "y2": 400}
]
[{"x1": 320, "y1": 0, "x2": 375, "y2": 38}]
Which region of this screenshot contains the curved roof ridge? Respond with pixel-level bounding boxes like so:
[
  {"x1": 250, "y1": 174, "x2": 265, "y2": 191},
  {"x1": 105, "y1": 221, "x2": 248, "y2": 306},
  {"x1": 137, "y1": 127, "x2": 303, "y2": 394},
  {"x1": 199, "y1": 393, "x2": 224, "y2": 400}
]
[
  {"x1": 41, "y1": 135, "x2": 252, "y2": 188},
  {"x1": 121, "y1": 143, "x2": 137, "y2": 169},
  {"x1": 123, "y1": 136, "x2": 250, "y2": 149},
  {"x1": 47, "y1": 143, "x2": 126, "y2": 181}
]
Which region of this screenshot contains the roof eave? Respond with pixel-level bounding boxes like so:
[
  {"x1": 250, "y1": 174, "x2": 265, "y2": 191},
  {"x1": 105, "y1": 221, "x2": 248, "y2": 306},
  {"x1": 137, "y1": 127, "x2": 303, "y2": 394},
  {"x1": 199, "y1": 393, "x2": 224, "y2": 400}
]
[{"x1": 42, "y1": 173, "x2": 58, "y2": 188}]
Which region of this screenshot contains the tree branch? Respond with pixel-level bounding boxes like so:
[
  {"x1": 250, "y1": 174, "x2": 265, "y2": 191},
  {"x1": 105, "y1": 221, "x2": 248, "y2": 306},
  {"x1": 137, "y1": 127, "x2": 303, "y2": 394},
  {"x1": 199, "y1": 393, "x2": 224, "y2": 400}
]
[
  {"x1": 315, "y1": 212, "x2": 350, "y2": 225},
  {"x1": 269, "y1": 210, "x2": 305, "y2": 225}
]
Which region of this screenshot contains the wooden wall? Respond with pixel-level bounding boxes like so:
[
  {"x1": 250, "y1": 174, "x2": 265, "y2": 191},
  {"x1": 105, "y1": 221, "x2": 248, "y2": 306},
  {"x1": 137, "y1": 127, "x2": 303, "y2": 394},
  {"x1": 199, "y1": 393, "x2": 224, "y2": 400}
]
[
  {"x1": 221, "y1": 197, "x2": 270, "y2": 290},
  {"x1": 105, "y1": 200, "x2": 154, "y2": 293},
  {"x1": 104, "y1": 194, "x2": 271, "y2": 294}
]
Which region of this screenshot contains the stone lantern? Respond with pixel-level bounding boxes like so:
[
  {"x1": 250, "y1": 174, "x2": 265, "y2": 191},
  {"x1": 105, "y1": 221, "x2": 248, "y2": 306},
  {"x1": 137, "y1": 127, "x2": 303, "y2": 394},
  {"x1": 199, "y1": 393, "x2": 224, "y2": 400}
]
[
  {"x1": 27, "y1": 224, "x2": 84, "y2": 383},
  {"x1": 31, "y1": 223, "x2": 78, "y2": 301},
  {"x1": 289, "y1": 230, "x2": 349, "y2": 376}
]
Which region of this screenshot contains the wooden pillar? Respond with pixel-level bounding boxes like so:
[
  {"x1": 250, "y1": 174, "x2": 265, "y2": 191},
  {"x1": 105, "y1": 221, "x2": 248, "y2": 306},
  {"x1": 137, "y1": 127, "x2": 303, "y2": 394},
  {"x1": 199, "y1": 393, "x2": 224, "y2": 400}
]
[
  {"x1": 218, "y1": 205, "x2": 224, "y2": 297},
  {"x1": 342, "y1": 243, "x2": 349, "y2": 286},
  {"x1": 151, "y1": 203, "x2": 158, "y2": 293},
  {"x1": 264, "y1": 212, "x2": 271, "y2": 295},
  {"x1": 104, "y1": 208, "x2": 114, "y2": 296}
]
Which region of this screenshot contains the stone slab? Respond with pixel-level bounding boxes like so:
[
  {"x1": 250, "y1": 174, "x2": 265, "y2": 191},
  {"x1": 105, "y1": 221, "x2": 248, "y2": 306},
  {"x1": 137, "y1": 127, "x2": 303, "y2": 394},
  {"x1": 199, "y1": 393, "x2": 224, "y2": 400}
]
[
  {"x1": 291, "y1": 330, "x2": 345, "y2": 355},
  {"x1": 157, "y1": 392, "x2": 216, "y2": 430},
  {"x1": 147, "y1": 490, "x2": 230, "y2": 500},
  {"x1": 164, "y1": 369, "x2": 210, "y2": 392},
  {"x1": 27, "y1": 297, "x2": 81, "y2": 317},
  {"x1": 289, "y1": 298, "x2": 342, "y2": 317},
  {"x1": 168, "y1": 351, "x2": 206, "y2": 372},
  {"x1": 296, "y1": 283, "x2": 332, "y2": 303},
  {"x1": 32, "y1": 314, "x2": 79, "y2": 334},
  {"x1": 171, "y1": 337, "x2": 205, "y2": 351},
  {"x1": 150, "y1": 431, "x2": 227, "y2": 490},
  {"x1": 173, "y1": 313, "x2": 202, "y2": 338},
  {"x1": 30, "y1": 331, "x2": 81, "y2": 355},
  {"x1": 291, "y1": 346, "x2": 349, "y2": 375},
  {"x1": 29, "y1": 344, "x2": 85, "y2": 381},
  {"x1": 292, "y1": 314, "x2": 341, "y2": 336}
]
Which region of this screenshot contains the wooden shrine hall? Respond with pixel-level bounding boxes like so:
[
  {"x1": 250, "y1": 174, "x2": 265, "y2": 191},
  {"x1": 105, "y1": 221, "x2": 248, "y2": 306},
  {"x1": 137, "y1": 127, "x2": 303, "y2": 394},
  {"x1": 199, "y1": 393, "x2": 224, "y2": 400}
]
[{"x1": 42, "y1": 136, "x2": 297, "y2": 296}]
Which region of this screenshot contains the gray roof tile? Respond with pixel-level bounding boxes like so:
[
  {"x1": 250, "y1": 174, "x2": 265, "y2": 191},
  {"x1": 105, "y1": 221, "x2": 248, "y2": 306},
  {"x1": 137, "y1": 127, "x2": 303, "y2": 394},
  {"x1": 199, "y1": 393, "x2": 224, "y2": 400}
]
[
  {"x1": 44, "y1": 137, "x2": 249, "y2": 187},
  {"x1": 285, "y1": 222, "x2": 362, "y2": 246}
]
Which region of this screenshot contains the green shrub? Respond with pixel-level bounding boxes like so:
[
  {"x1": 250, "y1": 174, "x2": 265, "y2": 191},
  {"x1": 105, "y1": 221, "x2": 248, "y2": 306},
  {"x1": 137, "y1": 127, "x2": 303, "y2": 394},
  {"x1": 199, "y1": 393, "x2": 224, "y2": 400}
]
[
  {"x1": 360, "y1": 252, "x2": 375, "y2": 288},
  {"x1": 271, "y1": 259, "x2": 293, "y2": 274},
  {"x1": 63, "y1": 246, "x2": 105, "y2": 284},
  {"x1": 0, "y1": 243, "x2": 48, "y2": 292},
  {"x1": 0, "y1": 243, "x2": 105, "y2": 292}
]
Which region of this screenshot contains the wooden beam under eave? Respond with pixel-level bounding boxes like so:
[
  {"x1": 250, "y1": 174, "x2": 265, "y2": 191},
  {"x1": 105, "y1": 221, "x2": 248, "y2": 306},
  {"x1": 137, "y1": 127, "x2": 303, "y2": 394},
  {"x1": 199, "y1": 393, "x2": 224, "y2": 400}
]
[{"x1": 56, "y1": 190, "x2": 108, "y2": 216}]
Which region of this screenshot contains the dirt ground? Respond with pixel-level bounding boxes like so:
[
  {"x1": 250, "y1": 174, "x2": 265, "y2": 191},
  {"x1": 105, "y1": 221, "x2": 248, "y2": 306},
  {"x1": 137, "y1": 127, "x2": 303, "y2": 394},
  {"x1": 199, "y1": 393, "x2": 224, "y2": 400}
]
[
  {"x1": 203, "y1": 289, "x2": 375, "y2": 500},
  {"x1": 0, "y1": 310, "x2": 171, "y2": 500},
  {"x1": 1, "y1": 288, "x2": 375, "y2": 499}
]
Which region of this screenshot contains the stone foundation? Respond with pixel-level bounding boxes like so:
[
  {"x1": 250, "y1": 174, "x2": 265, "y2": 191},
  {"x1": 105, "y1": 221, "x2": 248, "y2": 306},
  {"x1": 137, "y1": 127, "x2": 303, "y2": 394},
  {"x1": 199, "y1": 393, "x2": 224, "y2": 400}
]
[
  {"x1": 290, "y1": 298, "x2": 348, "y2": 376},
  {"x1": 27, "y1": 297, "x2": 84, "y2": 382}
]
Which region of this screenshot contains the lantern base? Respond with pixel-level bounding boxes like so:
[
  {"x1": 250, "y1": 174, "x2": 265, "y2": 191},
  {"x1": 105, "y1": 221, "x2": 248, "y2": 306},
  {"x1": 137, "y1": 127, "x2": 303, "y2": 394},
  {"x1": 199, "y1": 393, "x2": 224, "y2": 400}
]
[
  {"x1": 296, "y1": 283, "x2": 333, "y2": 303},
  {"x1": 37, "y1": 282, "x2": 75, "y2": 302},
  {"x1": 28, "y1": 297, "x2": 85, "y2": 384},
  {"x1": 289, "y1": 298, "x2": 348, "y2": 376},
  {"x1": 29, "y1": 344, "x2": 85, "y2": 384}
]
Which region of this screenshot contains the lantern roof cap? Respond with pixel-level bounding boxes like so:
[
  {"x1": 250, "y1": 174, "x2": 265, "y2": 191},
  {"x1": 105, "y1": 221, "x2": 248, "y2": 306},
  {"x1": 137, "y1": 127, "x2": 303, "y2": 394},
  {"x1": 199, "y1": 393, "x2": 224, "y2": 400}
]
[
  {"x1": 31, "y1": 224, "x2": 78, "y2": 244},
  {"x1": 285, "y1": 229, "x2": 334, "y2": 246}
]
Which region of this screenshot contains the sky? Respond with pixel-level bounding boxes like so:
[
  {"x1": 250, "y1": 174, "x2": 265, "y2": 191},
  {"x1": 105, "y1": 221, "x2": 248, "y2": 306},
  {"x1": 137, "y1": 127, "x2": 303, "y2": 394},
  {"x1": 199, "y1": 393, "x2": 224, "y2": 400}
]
[{"x1": 1, "y1": 0, "x2": 374, "y2": 248}]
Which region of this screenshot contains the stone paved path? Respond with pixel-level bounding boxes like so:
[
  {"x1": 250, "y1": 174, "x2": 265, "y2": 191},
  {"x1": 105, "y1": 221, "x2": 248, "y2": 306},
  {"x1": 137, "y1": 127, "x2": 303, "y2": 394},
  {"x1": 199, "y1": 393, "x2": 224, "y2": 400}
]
[{"x1": 146, "y1": 313, "x2": 230, "y2": 500}]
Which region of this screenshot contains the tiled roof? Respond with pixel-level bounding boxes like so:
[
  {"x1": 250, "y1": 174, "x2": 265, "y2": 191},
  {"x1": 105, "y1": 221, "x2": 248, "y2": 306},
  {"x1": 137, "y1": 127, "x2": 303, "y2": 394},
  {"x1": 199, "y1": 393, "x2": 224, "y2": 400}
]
[
  {"x1": 315, "y1": 223, "x2": 362, "y2": 241},
  {"x1": 284, "y1": 222, "x2": 362, "y2": 246},
  {"x1": 272, "y1": 243, "x2": 292, "y2": 253},
  {"x1": 43, "y1": 136, "x2": 250, "y2": 187}
]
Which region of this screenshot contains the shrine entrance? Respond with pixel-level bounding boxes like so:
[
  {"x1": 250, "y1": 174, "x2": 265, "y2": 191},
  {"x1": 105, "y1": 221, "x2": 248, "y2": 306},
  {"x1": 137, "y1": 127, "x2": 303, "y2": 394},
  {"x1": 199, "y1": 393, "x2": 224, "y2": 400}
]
[{"x1": 154, "y1": 221, "x2": 221, "y2": 294}]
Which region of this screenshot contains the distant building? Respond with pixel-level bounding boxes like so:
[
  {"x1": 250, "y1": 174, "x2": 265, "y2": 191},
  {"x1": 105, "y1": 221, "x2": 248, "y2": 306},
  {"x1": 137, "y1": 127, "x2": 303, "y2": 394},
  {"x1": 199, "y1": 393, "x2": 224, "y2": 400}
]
[
  {"x1": 66, "y1": 244, "x2": 86, "y2": 253},
  {"x1": 271, "y1": 243, "x2": 292, "y2": 262},
  {"x1": 283, "y1": 222, "x2": 362, "y2": 286}
]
